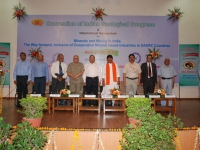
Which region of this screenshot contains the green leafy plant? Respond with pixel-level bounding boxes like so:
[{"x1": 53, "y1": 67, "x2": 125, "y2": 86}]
[
  {"x1": 12, "y1": 121, "x2": 48, "y2": 150},
  {"x1": 19, "y1": 95, "x2": 47, "y2": 119},
  {"x1": 121, "y1": 98, "x2": 183, "y2": 150},
  {"x1": 126, "y1": 97, "x2": 152, "y2": 120},
  {"x1": 0, "y1": 117, "x2": 48, "y2": 150},
  {"x1": 0, "y1": 118, "x2": 13, "y2": 149}
]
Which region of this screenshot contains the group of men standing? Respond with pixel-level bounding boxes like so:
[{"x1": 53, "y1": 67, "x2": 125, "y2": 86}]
[{"x1": 14, "y1": 52, "x2": 177, "y2": 107}]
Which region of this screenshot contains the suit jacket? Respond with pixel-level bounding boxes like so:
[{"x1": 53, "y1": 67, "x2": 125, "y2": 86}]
[{"x1": 141, "y1": 62, "x2": 157, "y2": 84}]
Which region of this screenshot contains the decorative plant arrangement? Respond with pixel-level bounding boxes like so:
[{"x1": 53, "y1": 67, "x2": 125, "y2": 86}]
[
  {"x1": 110, "y1": 88, "x2": 121, "y2": 98},
  {"x1": 91, "y1": 7, "x2": 107, "y2": 20},
  {"x1": 60, "y1": 88, "x2": 71, "y2": 97},
  {"x1": 12, "y1": 121, "x2": 48, "y2": 150},
  {"x1": 28, "y1": 47, "x2": 42, "y2": 62},
  {"x1": 0, "y1": 117, "x2": 48, "y2": 149},
  {"x1": 148, "y1": 47, "x2": 162, "y2": 62},
  {"x1": 121, "y1": 97, "x2": 183, "y2": 150},
  {"x1": 154, "y1": 88, "x2": 165, "y2": 97},
  {"x1": 0, "y1": 117, "x2": 13, "y2": 149},
  {"x1": 18, "y1": 95, "x2": 47, "y2": 127},
  {"x1": 12, "y1": 2, "x2": 27, "y2": 20},
  {"x1": 168, "y1": 7, "x2": 184, "y2": 21}
]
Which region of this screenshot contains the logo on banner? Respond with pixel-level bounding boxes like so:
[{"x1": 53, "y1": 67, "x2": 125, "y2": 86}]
[
  {"x1": 183, "y1": 53, "x2": 198, "y2": 57},
  {"x1": 183, "y1": 61, "x2": 196, "y2": 69},
  {"x1": 132, "y1": 52, "x2": 141, "y2": 63},
  {"x1": 31, "y1": 18, "x2": 44, "y2": 26},
  {"x1": 0, "y1": 60, "x2": 6, "y2": 68}
]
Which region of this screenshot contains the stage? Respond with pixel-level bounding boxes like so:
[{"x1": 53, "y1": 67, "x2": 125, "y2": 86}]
[{"x1": 1, "y1": 98, "x2": 200, "y2": 128}]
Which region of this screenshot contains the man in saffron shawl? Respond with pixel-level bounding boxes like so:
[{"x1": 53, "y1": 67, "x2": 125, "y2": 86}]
[{"x1": 102, "y1": 55, "x2": 120, "y2": 106}]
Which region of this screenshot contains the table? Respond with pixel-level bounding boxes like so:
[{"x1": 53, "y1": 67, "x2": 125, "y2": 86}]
[
  {"x1": 52, "y1": 97, "x2": 76, "y2": 113},
  {"x1": 153, "y1": 97, "x2": 176, "y2": 114},
  {"x1": 77, "y1": 97, "x2": 101, "y2": 113},
  {"x1": 47, "y1": 97, "x2": 51, "y2": 113},
  {"x1": 102, "y1": 98, "x2": 126, "y2": 113}
]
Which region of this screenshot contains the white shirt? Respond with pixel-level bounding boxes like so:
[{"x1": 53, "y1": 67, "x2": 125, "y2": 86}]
[
  {"x1": 51, "y1": 61, "x2": 68, "y2": 79},
  {"x1": 83, "y1": 62, "x2": 101, "y2": 82}
]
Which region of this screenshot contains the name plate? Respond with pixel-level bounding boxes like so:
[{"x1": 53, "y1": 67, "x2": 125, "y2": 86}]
[
  {"x1": 30, "y1": 94, "x2": 41, "y2": 97},
  {"x1": 68, "y1": 94, "x2": 80, "y2": 97},
  {"x1": 134, "y1": 95, "x2": 145, "y2": 98},
  {"x1": 118, "y1": 95, "x2": 129, "y2": 98},
  {"x1": 149, "y1": 95, "x2": 160, "y2": 98},
  {"x1": 84, "y1": 95, "x2": 96, "y2": 98},
  {"x1": 101, "y1": 95, "x2": 112, "y2": 98},
  {"x1": 165, "y1": 95, "x2": 176, "y2": 98},
  {"x1": 50, "y1": 94, "x2": 60, "y2": 97}
]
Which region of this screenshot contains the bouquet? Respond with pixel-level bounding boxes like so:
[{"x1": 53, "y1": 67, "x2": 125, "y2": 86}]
[
  {"x1": 148, "y1": 47, "x2": 162, "y2": 62},
  {"x1": 167, "y1": 7, "x2": 184, "y2": 21},
  {"x1": 12, "y1": 2, "x2": 27, "y2": 20},
  {"x1": 110, "y1": 88, "x2": 121, "y2": 97},
  {"x1": 28, "y1": 47, "x2": 42, "y2": 62},
  {"x1": 91, "y1": 7, "x2": 107, "y2": 21},
  {"x1": 60, "y1": 89, "x2": 71, "y2": 97},
  {"x1": 154, "y1": 89, "x2": 165, "y2": 96}
]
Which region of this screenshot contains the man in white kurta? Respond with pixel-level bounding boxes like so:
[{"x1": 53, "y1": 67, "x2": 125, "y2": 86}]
[{"x1": 102, "y1": 55, "x2": 120, "y2": 106}]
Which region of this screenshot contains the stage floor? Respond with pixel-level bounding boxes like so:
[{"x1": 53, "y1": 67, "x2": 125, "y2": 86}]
[{"x1": 1, "y1": 99, "x2": 200, "y2": 128}]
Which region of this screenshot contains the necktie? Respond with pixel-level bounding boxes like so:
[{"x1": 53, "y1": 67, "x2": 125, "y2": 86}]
[
  {"x1": 59, "y1": 62, "x2": 63, "y2": 75},
  {"x1": 148, "y1": 63, "x2": 151, "y2": 77}
]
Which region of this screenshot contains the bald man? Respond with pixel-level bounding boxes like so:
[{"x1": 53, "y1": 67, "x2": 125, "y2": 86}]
[
  {"x1": 32, "y1": 54, "x2": 49, "y2": 96},
  {"x1": 158, "y1": 58, "x2": 177, "y2": 107},
  {"x1": 67, "y1": 55, "x2": 84, "y2": 94},
  {"x1": 51, "y1": 54, "x2": 67, "y2": 94}
]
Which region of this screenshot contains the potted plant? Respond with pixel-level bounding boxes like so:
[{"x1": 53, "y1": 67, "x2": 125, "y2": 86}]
[
  {"x1": 12, "y1": 121, "x2": 48, "y2": 149},
  {"x1": 121, "y1": 99, "x2": 183, "y2": 150},
  {"x1": 19, "y1": 95, "x2": 47, "y2": 127},
  {"x1": 125, "y1": 97, "x2": 152, "y2": 127},
  {"x1": 0, "y1": 117, "x2": 13, "y2": 149},
  {"x1": 0, "y1": 117, "x2": 48, "y2": 150}
]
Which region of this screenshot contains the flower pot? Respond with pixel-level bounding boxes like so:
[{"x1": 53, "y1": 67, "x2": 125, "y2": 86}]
[
  {"x1": 61, "y1": 94, "x2": 69, "y2": 97},
  {"x1": 112, "y1": 95, "x2": 117, "y2": 98},
  {"x1": 128, "y1": 118, "x2": 140, "y2": 128},
  {"x1": 23, "y1": 117, "x2": 42, "y2": 127}
]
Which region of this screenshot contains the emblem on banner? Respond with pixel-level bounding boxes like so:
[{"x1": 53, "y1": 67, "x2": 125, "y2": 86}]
[
  {"x1": 31, "y1": 18, "x2": 44, "y2": 26},
  {"x1": 132, "y1": 52, "x2": 141, "y2": 63},
  {"x1": 183, "y1": 61, "x2": 195, "y2": 69},
  {"x1": 0, "y1": 60, "x2": 6, "y2": 68}
]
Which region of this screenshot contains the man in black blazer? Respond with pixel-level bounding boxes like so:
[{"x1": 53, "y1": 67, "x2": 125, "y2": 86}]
[{"x1": 141, "y1": 55, "x2": 157, "y2": 95}]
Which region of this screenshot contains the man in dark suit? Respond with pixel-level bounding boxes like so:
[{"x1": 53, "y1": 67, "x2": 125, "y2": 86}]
[{"x1": 141, "y1": 55, "x2": 157, "y2": 95}]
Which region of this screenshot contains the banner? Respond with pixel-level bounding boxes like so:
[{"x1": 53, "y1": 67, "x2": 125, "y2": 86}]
[
  {"x1": 17, "y1": 15, "x2": 179, "y2": 82},
  {"x1": 179, "y1": 44, "x2": 199, "y2": 86},
  {"x1": 0, "y1": 43, "x2": 10, "y2": 85}
]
